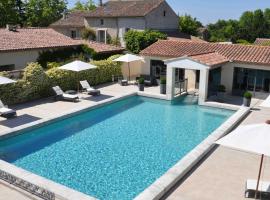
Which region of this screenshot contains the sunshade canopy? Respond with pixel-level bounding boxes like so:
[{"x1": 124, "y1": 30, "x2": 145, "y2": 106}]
[
  {"x1": 113, "y1": 54, "x2": 144, "y2": 63},
  {"x1": 0, "y1": 76, "x2": 16, "y2": 85},
  {"x1": 59, "y1": 60, "x2": 97, "y2": 72},
  {"x1": 216, "y1": 123, "x2": 270, "y2": 157}
]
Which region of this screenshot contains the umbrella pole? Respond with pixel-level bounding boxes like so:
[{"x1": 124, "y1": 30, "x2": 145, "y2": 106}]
[
  {"x1": 255, "y1": 154, "x2": 264, "y2": 199},
  {"x1": 128, "y1": 62, "x2": 130, "y2": 82}
]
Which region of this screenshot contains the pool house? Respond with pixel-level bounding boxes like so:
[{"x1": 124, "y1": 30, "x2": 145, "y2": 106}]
[{"x1": 139, "y1": 40, "x2": 270, "y2": 104}]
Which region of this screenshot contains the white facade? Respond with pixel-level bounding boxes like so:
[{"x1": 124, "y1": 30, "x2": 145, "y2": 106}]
[{"x1": 0, "y1": 50, "x2": 40, "y2": 70}]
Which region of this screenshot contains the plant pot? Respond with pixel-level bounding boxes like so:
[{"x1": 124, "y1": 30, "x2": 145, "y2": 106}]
[
  {"x1": 243, "y1": 97, "x2": 251, "y2": 107},
  {"x1": 160, "y1": 84, "x2": 166, "y2": 94},
  {"x1": 138, "y1": 83, "x2": 144, "y2": 91}
]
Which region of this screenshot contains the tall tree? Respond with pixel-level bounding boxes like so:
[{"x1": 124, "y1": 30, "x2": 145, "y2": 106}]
[
  {"x1": 179, "y1": 14, "x2": 202, "y2": 36},
  {"x1": 0, "y1": 0, "x2": 18, "y2": 27},
  {"x1": 72, "y1": 0, "x2": 96, "y2": 11},
  {"x1": 25, "y1": 0, "x2": 67, "y2": 27}
]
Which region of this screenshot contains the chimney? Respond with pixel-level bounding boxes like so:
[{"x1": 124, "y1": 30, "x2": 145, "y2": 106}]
[
  {"x1": 6, "y1": 24, "x2": 17, "y2": 32},
  {"x1": 99, "y1": 0, "x2": 103, "y2": 6}
]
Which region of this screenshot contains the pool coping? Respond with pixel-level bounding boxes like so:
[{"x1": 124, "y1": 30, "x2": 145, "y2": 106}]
[
  {"x1": 134, "y1": 106, "x2": 250, "y2": 200},
  {"x1": 0, "y1": 93, "x2": 250, "y2": 200}
]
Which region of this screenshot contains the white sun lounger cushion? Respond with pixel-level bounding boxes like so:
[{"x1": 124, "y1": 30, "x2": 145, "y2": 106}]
[
  {"x1": 63, "y1": 93, "x2": 79, "y2": 99},
  {"x1": 0, "y1": 107, "x2": 15, "y2": 114},
  {"x1": 246, "y1": 179, "x2": 270, "y2": 192}
]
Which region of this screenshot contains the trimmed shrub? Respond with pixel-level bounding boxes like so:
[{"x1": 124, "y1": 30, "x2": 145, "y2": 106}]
[
  {"x1": 218, "y1": 85, "x2": 226, "y2": 92},
  {"x1": 0, "y1": 55, "x2": 122, "y2": 105},
  {"x1": 160, "y1": 77, "x2": 166, "y2": 84},
  {"x1": 124, "y1": 29, "x2": 167, "y2": 54}
]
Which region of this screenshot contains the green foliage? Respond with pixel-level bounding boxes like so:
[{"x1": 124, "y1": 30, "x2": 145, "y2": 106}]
[
  {"x1": 81, "y1": 27, "x2": 96, "y2": 40},
  {"x1": 244, "y1": 91, "x2": 252, "y2": 99},
  {"x1": 25, "y1": 0, "x2": 67, "y2": 27},
  {"x1": 236, "y1": 39, "x2": 251, "y2": 45},
  {"x1": 37, "y1": 46, "x2": 91, "y2": 68},
  {"x1": 160, "y1": 77, "x2": 166, "y2": 85},
  {"x1": 124, "y1": 30, "x2": 167, "y2": 54},
  {"x1": 71, "y1": 0, "x2": 96, "y2": 11},
  {"x1": 179, "y1": 14, "x2": 202, "y2": 36},
  {"x1": 0, "y1": 56, "x2": 122, "y2": 105},
  {"x1": 218, "y1": 85, "x2": 226, "y2": 92},
  {"x1": 109, "y1": 37, "x2": 121, "y2": 46},
  {"x1": 0, "y1": 0, "x2": 19, "y2": 27},
  {"x1": 138, "y1": 78, "x2": 144, "y2": 84},
  {"x1": 208, "y1": 9, "x2": 270, "y2": 43}
]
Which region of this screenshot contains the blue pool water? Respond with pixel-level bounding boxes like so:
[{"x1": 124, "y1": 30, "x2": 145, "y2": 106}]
[{"x1": 0, "y1": 96, "x2": 234, "y2": 200}]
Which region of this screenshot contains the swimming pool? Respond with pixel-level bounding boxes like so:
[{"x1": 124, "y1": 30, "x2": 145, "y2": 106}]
[{"x1": 0, "y1": 96, "x2": 234, "y2": 200}]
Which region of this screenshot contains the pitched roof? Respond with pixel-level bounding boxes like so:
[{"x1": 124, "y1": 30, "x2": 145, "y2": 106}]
[
  {"x1": 85, "y1": 0, "x2": 164, "y2": 18},
  {"x1": 0, "y1": 28, "x2": 81, "y2": 52},
  {"x1": 50, "y1": 11, "x2": 87, "y2": 27},
  {"x1": 140, "y1": 40, "x2": 270, "y2": 66},
  {"x1": 81, "y1": 40, "x2": 125, "y2": 54},
  {"x1": 190, "y1": 52, "x2": 229, "y2": 67},
  {"x1": 254, "y1": 38, "x2": 270, "y2": 46}
]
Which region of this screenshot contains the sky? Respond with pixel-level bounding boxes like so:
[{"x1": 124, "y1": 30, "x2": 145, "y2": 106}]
[{"x1": 67, "y1": 0, "x2": 270, "y2": 25}]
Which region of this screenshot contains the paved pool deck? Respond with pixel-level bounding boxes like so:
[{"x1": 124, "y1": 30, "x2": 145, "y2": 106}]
[
  {"x1": 163, "y1": 100, "x2": 270, "y2": 200},
  {"x1": 1, "y1": 83, "x2": 269, "y2": 200}
]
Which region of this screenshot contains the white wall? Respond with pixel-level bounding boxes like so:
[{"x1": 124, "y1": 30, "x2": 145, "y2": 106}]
[{"x1": 0, "y1": 50, "x2": 40, "y2": 70}]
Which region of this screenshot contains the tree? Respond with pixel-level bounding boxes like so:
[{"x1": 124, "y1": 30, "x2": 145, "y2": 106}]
[
  {"x1": 72, "y1": 0, "x2": 96, "y2": 11},
  {"x1": 25, "y1": 0, "x2": 67, "y2": 27},
  {"x1": 179, "y1": 14, "x2": 202, "y2": 36},
  {"x1": 0, "y1": 0, "x2": 19, "y2": 27},
  {"x1": 124, "y1": 30, "x2": 167, "y2": 54}
]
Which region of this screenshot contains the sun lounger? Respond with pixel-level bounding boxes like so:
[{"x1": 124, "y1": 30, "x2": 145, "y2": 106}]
[
  {"x1": 0, "y1": 100, "x2": 17, "y2": 118},
  {"x1": 245, "y1": 179, "x2": 270, "y2": 198},
  {"x1": 80, "y1": 80, "x2": 100, "y2": 96},
  {"x1": 52, "y1": 86, "x2": 79, "y2": 102}
]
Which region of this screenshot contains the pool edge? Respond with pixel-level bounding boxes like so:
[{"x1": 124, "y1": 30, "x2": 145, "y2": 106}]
[{"x1": 134, "y1": 106, "x2": 250, "y2": 200}]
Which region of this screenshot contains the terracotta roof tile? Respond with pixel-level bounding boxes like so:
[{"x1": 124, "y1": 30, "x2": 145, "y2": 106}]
[
  {"x1": 85, "y1": 0, "x2": 164, "y2": 18},
  {"x1": 140, "y1": 40, "x2": 270, "y2": 66},
  {"x1": 50, "y1": 11, "x2": 87, "y2": 27},
  {"x1": 190, "y1": 52, "x2": 229, "y2": 67},
  {"x1": 81, "y1": 40, "x2": 125, "y2": 53},
  {"x1": 254, "y1": 38, "x2": 270, "y2": 46},
  {"x1": 0, "y1": 28, "x2": 81, "y2": 52}
]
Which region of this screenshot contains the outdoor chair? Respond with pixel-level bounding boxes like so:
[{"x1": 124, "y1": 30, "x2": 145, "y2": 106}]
[
  {"x1": 52, "y1": 86, "x2": 79, "y2": 102},
  {"x1": 80, "y1": 80, "x2": 100, "y2": 96},
  {"x1": 0, "y1": 100, "x2": 17, "y2": 118},
  {"x1": 139, "y1": 75, "x2": 157, "y2": 86},
  {"x1": 245, "y1": 179, "x2": 270, "y2": 198},
  {"x1": 118, "y1": 76, "x2": 128, "y2": 86}
]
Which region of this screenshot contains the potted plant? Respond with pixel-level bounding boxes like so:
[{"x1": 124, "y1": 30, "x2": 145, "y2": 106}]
[
  {"x1": 160, "y1": 77, "x2": 166, "y2": 94},
  {"x1": 243, "y1": 91, "x2": 252, "y2": 107},
  {"x1": 217, "y1": 85, "x2": 226, "y2": 99},
  {"x1": 138, "y1": 77, "x2": 144, "y2": 91}
]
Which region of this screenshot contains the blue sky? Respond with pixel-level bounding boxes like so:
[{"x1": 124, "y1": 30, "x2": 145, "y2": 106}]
[{"x1": 67, "y1": 0, "x2": 270, "y2": 25}]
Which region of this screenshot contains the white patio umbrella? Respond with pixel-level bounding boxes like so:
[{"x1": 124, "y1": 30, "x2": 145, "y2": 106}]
[
  {"x1": 59, "y1": 60, "x2": 97, "y2": 92},
  {"x1": 0, "y1": 76, "x2": 16, "y2": 85},
  {"x1": 216, "y1": 123, "x2": 270, "y2": 199},
  {"x1": 113, "y1": 54, "x2": 144, "y2": 81}
]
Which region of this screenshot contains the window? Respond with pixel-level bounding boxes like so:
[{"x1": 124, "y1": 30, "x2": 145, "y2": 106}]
[
  {"x1": 125, "y1": 28, "x2": 130, "y2": 32},
  {"x1": 100, "y1": 19, "x2": 104, "y2": 25},
  {"x1": 0, "y1": 64, "x2": 15, "y2": 72},
  {"x1": 71, "y1": 30, "x2": 77, "y2": 39},
  {"x1": 163, "y1": 10, "x2": 166, "y2": 17}
]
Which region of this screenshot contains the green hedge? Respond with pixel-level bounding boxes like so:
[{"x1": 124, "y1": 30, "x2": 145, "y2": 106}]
[{"x1": 0, "y1": 55, "x2": 122, "y2": 105}]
